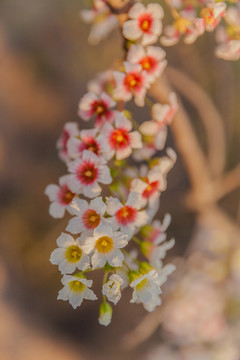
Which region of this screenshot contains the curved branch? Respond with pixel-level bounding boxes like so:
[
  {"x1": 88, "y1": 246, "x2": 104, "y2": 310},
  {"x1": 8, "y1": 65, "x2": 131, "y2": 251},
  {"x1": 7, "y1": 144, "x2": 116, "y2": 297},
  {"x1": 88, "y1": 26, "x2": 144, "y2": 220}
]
[{"x1": 167, "y1": 66, "x2": 227, "y2": 179}]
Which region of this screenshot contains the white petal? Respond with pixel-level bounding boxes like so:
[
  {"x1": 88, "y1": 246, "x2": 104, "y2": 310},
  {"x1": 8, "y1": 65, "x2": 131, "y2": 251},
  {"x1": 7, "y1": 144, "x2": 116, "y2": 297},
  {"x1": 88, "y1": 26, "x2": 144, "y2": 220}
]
[
  {"x1": 49, "y1": 202, "x2": 65, "y2": 219},
  {"x1": 83, "y1": 288, "x2": 97, "y2": 301},
  {"x1": 70, "y1": 198, "x2": 88, "y2": 216},
  {"x1": 50, "y1": 248, "x2": 65, "y2": 265},
  {"x1": 98, "y1": 165, "x2": 112, "y2": 184},
  {"x1": 113, "y1": 232, "x2": 129, "y2": 248},
  {"x1": 45, "y1": 184, "x2": 59, "y2": 201},
  {"x1": 106, "y1": 197, "x2": 122, "y2": 215},
  {"x1": 127, "y1": 44, "x2": 146, "y2": 64},
  {"x1": 57, "y1": 233, "x2": 75, "y2": 248},
  {"x1": 66, "y1": 216, "x2": 85, "y2": 234},
  {"x1": 129, "y1": 131, "x2": 142, "y2": 149},
  {"x1": 139, "y1": 120, "x2": 158, "y2": 135},
  {"x1": 59, "y1": 260, "x2": 76, "y2": 274},
  {"x1": 92, "y1": 251, "x2": 106, "y2": 269},
  {"x1": 116, "y1": 146, "x2": 132, "y2": 161},
  {"x1": 128, "y1": 2, "x2": 146, "y2": 19},
  {"x1": 147, "y1": 3, "x2": 164, "y2": 19},
  {"x1": 57, "y1": 285, "x2": 71, "y2": 301},
  {"x1": 77, "y1": 254, "x2": 90, "y2": 271},
  {"x1": 69, "y1": 291, "x2": 83, "y2": 309},
  {"x1": 115, "y1": 112, "x2": 132, "y2": 131},
  {"x1": 83, "y1": 182, "x2": 102, "y2": 198},
  {"x1": 94, "y1": 224, "x2": 113, "y2": 238},
  {"x1": 106, "y1": 249, "x2": 124, "y2": 267},
  {"x1": 82, "y1": 237, "x2": 96, "y2": 254},
  {"x1": 89, "y1": 196, "x2": 106, "y2": 215},
  {"x1": 123, "y1": 20, "x2": 142, "y2": 41}
]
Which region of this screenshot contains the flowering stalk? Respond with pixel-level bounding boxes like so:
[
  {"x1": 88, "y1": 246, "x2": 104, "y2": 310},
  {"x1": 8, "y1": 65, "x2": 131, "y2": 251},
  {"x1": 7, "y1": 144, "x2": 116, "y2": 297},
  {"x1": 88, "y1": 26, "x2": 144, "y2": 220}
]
[{"x1": 45, "y1": 0, "x2": 237, "y2": 326}]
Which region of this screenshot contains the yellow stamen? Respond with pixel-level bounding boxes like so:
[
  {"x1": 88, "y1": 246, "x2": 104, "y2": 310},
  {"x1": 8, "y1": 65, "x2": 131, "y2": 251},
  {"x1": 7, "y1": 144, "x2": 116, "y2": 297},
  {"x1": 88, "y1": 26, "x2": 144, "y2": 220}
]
[
  {"x1": 95, "y1": 236, "x2": 114, "y2": 254},
  {"x1": 65, "y1": 245, "x2": 82, "y2": 263},
  {"x1": 142, "y1": 20, "x2": 149, "y2": 31}
]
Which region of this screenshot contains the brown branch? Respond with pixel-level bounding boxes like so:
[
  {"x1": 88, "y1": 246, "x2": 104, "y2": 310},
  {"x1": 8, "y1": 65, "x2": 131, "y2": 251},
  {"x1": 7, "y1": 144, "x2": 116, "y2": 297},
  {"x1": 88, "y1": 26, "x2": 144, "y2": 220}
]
[{"x1": 167, "y1": 66, "x2": 227, "y2": 179}]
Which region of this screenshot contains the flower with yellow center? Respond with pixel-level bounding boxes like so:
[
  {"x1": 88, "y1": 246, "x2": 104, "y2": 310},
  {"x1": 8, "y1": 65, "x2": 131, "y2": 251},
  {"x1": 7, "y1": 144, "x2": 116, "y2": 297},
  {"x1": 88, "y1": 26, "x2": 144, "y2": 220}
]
[
  {"x1": 130, "y1": 270, "x2": 162, "y2": 312},
  {"x1": 50, "y1": 233, "x2": 90, "y2": 274},
  {"x1": 102, "y1": 274, "x2": 124, "y2": 305},
  {"x1": 58, "y1": 274, "x2": 97, "y2": 309},
  {"x1": 82, "y1": 224, "x2": 128, "y2": 269}
]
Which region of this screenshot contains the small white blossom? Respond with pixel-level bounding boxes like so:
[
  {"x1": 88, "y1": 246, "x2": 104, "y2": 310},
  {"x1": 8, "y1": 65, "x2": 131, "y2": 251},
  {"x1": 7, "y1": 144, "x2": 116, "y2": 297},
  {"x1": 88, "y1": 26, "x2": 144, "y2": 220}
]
[
  {"x1": 58, "y1": 274, "x2": 97, "y2": 309},
  {"x1": 102, "y1": 274, "x2": 124, "y2": 305}
]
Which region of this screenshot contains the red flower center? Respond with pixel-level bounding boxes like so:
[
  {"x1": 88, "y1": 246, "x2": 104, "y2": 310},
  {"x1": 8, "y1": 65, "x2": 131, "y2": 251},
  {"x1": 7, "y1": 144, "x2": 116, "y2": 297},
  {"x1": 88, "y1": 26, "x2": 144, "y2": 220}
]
[
  {"x1": 124, "y1": 73, "x2": 142, "y2": 91},
  {"x1": 139, "y1": 56, "x2": 157, "y2": 72},
  {"x1": 82, "y1": 209, "x2": 101, "y2": 229},
  {"x1": 142, "y1": 179, "x2": 159, "y2": 198},
  {"x1": 109, "y1": 128, "x2": 130, "y2": 149},
  {"x1": 59, "y1": 185, "x2": 75, "y2": 205},
  {"x1": 139, "y1": 13, "x2": 153, "y2": 33},
  {"x1": 92, "y1": 100, "x2": 107, "y2": 116},
  {"x1": 116, "y1": 205, "x2": 137, "y2": 226},
  {"x1": 77, "y1": 161, "x2": 98, "y2": 185},
  {"x1": 81, "y1": 137, "x2": 100, "y2": 155}
]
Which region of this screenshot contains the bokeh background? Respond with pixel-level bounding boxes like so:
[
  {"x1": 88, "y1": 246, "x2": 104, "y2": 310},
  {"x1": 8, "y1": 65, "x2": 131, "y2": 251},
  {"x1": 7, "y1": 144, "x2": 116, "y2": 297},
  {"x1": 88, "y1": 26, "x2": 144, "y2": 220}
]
[{"x1": 0, "y1": 0, "x2": 240, "y2": 359}]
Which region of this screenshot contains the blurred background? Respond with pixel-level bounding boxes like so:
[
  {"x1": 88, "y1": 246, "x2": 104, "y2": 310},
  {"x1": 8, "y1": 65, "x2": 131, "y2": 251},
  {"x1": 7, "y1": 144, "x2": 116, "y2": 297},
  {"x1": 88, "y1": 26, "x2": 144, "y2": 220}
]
[{"x1": 0, "y1": 0, "x2": 240, "y2": 359}]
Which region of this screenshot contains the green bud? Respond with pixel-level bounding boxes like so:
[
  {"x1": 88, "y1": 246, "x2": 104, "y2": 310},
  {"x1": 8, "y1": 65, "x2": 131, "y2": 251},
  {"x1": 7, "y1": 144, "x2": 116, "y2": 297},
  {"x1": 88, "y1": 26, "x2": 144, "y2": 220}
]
[
  {"x1": 99, "y1": 302, "x2": 112, "y2": 326},
  {"x1": 139, "y1": 262, "x2": 153, "y2": 275},
  {"x1": 139, "y1": 241, "x2": 154, "y2": 257}
]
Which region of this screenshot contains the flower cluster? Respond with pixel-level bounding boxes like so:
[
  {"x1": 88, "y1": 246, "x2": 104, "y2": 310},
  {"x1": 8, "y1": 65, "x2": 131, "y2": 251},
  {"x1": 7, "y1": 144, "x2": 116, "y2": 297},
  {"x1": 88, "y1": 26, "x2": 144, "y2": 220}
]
[{"x1": 46, "y1": 0, "x2": 179, "y2": 326}]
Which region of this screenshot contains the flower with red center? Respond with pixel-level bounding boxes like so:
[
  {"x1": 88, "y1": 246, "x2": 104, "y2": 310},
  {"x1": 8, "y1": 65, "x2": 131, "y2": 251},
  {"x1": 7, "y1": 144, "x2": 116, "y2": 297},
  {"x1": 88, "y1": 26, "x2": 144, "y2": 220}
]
[
  {"x1": 68, "y1": 150, "x2": 112, "y2": 198},
  {"x1": 67, "y1": 128, "x2": 109, "y2": 160},
  {"x1": 78, "y1": 91, "x2": 116, "y2": 127},
  {"x1": 45, "y1": 175, "x2": 76, "y2": 219},
  {"x1": 82, "y1": 224, "x2": 128, "y2": 269},
  {"x1": 107, "y1": 192, "x2": 148, "y2": 239},
  {"x1": 127, "y1": 45, "x2": 167, "y2": 85},
  {"x1": 56, "y1": 122, "x2": 79, "y2": 162},
  {"x1": 161, "y1": 17, "x2": 205, "y2": 46},
  {"x1": 113, "y1": 62, "x2": 148, "y2": 107},
  {"x1": 66, "y1": 196, "x2": 109, "y2": 236},
  {"x1": 102, "y1": 111, "x2": 142, "y2": 160},
  {"x1": 131, "y1": 167, "x2": 167, "y2": 207},
  {"x1": 201, "y1": 2, "x2": 226, "y2": 31},
  {"x1": 123, "y1": 3, "x2": 163, "y2": 46}
]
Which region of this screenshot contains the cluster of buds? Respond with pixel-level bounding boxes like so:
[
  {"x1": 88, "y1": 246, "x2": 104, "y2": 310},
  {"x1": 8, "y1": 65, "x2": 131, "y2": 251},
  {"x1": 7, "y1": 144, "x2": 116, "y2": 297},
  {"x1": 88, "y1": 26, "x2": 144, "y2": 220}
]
[{"x1": 46, "y1": 0, "x2": 179, "y2": 326}]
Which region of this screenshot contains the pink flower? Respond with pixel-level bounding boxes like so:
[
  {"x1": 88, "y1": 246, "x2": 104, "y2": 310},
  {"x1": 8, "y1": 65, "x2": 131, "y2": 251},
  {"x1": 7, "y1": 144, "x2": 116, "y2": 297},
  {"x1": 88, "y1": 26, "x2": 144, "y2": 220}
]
[
  {"x1": 127, "y1": 45, "x2": 167, "y2": 85},
  {"x1": 67, "y1": 196, "x2": 109, "y2": 235},
  {"x1": 107, "y1": 192, "x2": 148, "y2": 239},
  {"x1": 45, "y1": 175, "x2": 76, "y2": 219},
  {"x1": 67, "y1": 128, "x2": 109, "y2": 160},
  {"x1": 78, "y1": 92, "x2": 116, "y2": 127},
  {"x1": 216, "y1": 40, "x2": 240, "y2": 61},
  {"x1": 201, "y1": 2, "x2": 226, "y2": 32},
  {"x1": 68, "y1": 150, "x2": 112, "y2": 198},
  {"x1": 123, "y1": 3, "x2": 164, "y2": 46},
  {"x1": 56, "y1": 122, "x2": 79, "y2": 162},
  {"x1": 130, "y1": 167, "x2": 167, "y2": 207},
  {"x1": 113, "y1": 62, "x2": 148, "y2": 107},
  {"x1": 102, "y1": 111, "x2": 142, "y2": 160}
]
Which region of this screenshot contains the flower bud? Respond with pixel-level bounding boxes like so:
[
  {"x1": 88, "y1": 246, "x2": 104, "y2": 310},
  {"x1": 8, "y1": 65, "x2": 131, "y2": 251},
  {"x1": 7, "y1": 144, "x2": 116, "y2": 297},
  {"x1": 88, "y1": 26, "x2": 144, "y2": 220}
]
[{"x1": 98, "y1": 302, "x2": 112, "y2": 326}]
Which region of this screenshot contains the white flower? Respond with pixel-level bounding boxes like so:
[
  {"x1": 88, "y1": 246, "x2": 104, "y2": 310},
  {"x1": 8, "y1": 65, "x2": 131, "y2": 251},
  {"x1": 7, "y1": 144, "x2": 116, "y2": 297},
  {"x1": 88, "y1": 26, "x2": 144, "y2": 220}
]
[
  {"x1": 123, "y1": 3, "x2": 164, "y2": 46},
  {"x1": 82, "y1": 224, "x2": 128, "y2": 269},
  {"x1": 45, "y1": 175, "x2": 76, "y2": 219},
  {"x1": 56, "y1": 122, "x2": 79, "y2": 162},
  {"x1": 107, "y1": 192, "x2": 148, "y2": 239},
  {"x1": 57, "y1": 274, "x2": 97, "y2": 309},
  {"x1": 215, "y1": 40, "x2": 240, "y2": 61},
  {"x1": 113, "y1": 62, "x2": 148, "y2": 107},
  {"x1": 130, "y1": 270, "x2": 162, "y2": 312},
  {"x1": 68, "y1": 150, "x2": 112, "y2": 198},
  {"x1": 130, "y1": 167, "x2": 167, "y2": 207},
  {"x1": 127, "y1": 44, "x2": 167, "y2": 85},
  {"x1": 66, "y1": 196, "x2": 108, "y2": 235},
  {"x1": 102, "y1": 274, "x2": 124, "y2": 305},
  {"x1": 78, "y1": 92, "x2": 116, "y2": 127},
  {"x1": 50, "y1": 233, "x2": 90, "y2": 274},
  {"x1": 101, "y1": 112, "x2": 142, "y2": 160},
  {"x1": 150, "y1": 238, "x2": 175, "y2": 268},
  {"x1": 67, "y1": 128, "x2": 109, "y2": 160}
]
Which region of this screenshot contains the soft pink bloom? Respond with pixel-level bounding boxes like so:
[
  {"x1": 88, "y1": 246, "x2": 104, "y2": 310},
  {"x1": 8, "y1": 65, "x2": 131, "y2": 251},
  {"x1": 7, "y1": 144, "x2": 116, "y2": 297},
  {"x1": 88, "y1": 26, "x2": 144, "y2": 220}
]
[
  {"x1": 127, "y1": 45, "x2": 167, "y2": 85},
  {"x1": 123, "y1": 3, "x2": 164, "y2": 46},
  {"x1": 201, "y1": 2, "x2": 226, "y2": 32},
  {"x1": 216, "y1": 40, "x2": 240, "y2": 60},
  {"x1": 67, "y1": 128, "x2": 109, "y2": 160},
  {"x1": 102, "y1": 111, "x2": 142, "y2": 160},
  {"x1": 107, "y1": 192, "x2": 148, "y2": 239},
  {"x1": 45, "y1": 175, "x2": 76, "y2": 219},
  {"x1": 113, "y1": 62, "x2": 148, "y2": 107},
  {"x1": 78, "y1": 92, "x2": 116, "y2": 127},
  {"x1": 68, "y1": 150, "x2": 112, "y2": 198},
  {"x1": 130, "y1": 167, "x2": 167, "y2": 207},
  {"x1": 56, "y1": 122, "x2": 79, "y2": 162}
]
